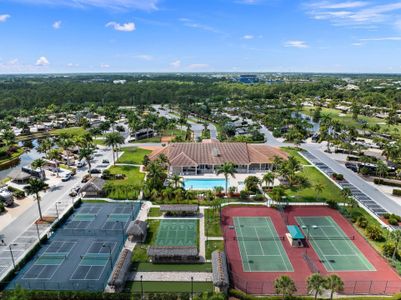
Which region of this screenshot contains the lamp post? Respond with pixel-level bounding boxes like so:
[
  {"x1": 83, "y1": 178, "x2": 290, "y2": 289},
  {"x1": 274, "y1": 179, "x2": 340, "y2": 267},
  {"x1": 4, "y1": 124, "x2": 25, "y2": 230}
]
[
  {"x1": 35, "y1": 223, "x2": 41, "y2": 242},
  {"x1": 140, "y1": 275, "x2": 144, "y2": 299},
  {"x1": 102, "y1": 244, "x2": 113, "y2": 271},
  {"x1": 9, "y1": 243, "x2": 18, "y2": 269},
  {"x1": 55, "y1": 201, "x2": 62, "y2": 220},
  {"x1": 191, "y1": 276, "x2": 194, "y2": 299}
]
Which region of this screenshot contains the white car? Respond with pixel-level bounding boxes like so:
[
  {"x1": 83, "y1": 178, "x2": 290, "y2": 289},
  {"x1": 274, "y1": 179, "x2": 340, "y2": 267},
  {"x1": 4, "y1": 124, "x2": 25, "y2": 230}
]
[
  {"x1": 61, "y1": 173, "x2": 72, "y2": 182},
  {"x1": 77, "y1": 161, "x2": 86, "y2": 168}
]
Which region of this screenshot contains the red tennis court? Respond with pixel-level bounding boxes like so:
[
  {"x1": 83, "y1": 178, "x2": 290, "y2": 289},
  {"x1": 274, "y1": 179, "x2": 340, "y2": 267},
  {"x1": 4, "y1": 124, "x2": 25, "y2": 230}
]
[{"x1": 222, "y1": 205, "x2": 401, "y2": 295}]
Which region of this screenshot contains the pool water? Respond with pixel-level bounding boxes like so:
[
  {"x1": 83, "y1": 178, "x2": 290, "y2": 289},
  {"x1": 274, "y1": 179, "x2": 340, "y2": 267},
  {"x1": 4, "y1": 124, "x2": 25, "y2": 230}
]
[{"x1": 183, "y1": 178, "x2": 227, "y2": 190}]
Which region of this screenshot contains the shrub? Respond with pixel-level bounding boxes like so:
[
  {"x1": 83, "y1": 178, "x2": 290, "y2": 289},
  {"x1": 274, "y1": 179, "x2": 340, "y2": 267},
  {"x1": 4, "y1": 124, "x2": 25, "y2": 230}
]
[
  {"x1": 350, "y1": 210, "x2": 362, "y2": 223},
  {"x1": 13, "y1": 189, "x2": 25, "y2": 199},
  {"x1": 326, "y1": 199, "x2": 338, "y2": 209},
  {"x1": 374, "y1": 179, "x2": 401, "y2": 188},
  {"x1": 383, "y1": 213, "x2": 391, "y2": 219},
  {"x1": 357, "y1": 216, "x2": 368, "y2": 228},
  {"x1": 394, "y1": 189, "x2": 401, "y2": 197},
  {"x1": 0, "y1": 202, "x2": 5, "y2": 213},
  {"x1": 366, "y1": 225, "x2": 384, "y2": 241},
  {"x1": 389, "y1": 217, "x2": 400, "y2": 226},
  {"x1": 383, "y1": 242, "x2": 400, "y2": 260},
  {"x1": 240, "y1": 190, "x2": 249, "y2": 200},
  {"x1": 252, "y1": 194, "x2": 265, "y2": 202},
  {"x1": 360, "y1": 167, "x2": 370, "y2": 175},
  {"x1": 332, "y1": 173, "x2": 344, "y2": 181}
]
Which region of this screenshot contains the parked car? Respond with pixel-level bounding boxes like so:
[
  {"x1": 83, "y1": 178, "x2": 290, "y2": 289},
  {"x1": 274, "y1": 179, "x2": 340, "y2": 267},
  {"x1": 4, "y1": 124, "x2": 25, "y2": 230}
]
[
  {"x1": 102, "y1": 159, "x2": 110, "y2": 164},
  {"x1": 89, "y1": 168, "x2": 101, "y2": 174},
  {"x1": 77, "y1": 161, "x2": 86, "y2": 168},
  {"x1": 61, "y1": 173, "x2": 72, "y2": 182},
  {"x1": 345, "y1": 162, "x2": 358, "y2": 172},
  {"x1": 69, "y1": 186, "x2": 81, "y2": 197},
  {"x1": 81, "y1": 174, "x2": 91, "y2": 183}
]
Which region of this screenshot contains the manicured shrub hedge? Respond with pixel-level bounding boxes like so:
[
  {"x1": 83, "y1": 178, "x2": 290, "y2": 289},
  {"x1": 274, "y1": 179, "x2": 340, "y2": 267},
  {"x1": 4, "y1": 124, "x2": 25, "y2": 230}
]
[
  {"x1": 393, "y1": 189, "x2": 401, "y2": 196},
  {"x1": 374, "y1": 178, "x2": 401, "y2": 188}
]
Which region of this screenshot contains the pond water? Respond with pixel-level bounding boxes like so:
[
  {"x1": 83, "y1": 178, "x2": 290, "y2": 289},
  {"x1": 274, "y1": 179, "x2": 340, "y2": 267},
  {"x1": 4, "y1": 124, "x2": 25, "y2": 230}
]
[{"x1": 0, "y1": 140, "x2": 42, "y2": 181}]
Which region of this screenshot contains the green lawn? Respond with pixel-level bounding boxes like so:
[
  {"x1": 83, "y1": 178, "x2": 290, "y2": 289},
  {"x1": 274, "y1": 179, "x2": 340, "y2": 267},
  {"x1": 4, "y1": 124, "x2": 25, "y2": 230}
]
[
  {"x1": 117, "y1": 147, "x2": 151, "y2": 165},
  {"x1": 132, "y1": 262, "x2": 212, "y2": 272},
  {"x1": 281, "y1": 147, "x2": 310, "y2": 165},
  {"x1": 53, "y1": 127, "x2": 87, "y2": 137},
  {"x1": 94, "y1": 139, "x2": 106, "y2": 146},
  {"x1": 105, "y1": 165, "x2": 145, "y2": 199},
  {"x1": 0, "y1": 147, "x2": 24, "y2": 167},
  {"x1": 131, "y1": 136, "x2": 162, "y2": 143},
  {"x1": 277, "y1": 166, "x2": 343, "y2": 202},
  {"x1": 303, "y1": 107, "x2": 401, "y2": 136},
  {"x1": 204, "y1": 209, "x2": 222, "y2": 236},
  {"x1": 129, "y1": 281, "x2": 213, "y2": 293},
  {"x1": 148, "y1": 207, "x2": 161, "y2": 217},
  {"x1": 206, "y1": 240, "x2": 224, "y2": 259}
]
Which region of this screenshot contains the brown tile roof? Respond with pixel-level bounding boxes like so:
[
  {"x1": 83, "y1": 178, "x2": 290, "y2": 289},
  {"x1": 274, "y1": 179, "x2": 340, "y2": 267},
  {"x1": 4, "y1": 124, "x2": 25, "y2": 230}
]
[{"x1": 149, "y1": 142, "x2": 287, "y2": 167}]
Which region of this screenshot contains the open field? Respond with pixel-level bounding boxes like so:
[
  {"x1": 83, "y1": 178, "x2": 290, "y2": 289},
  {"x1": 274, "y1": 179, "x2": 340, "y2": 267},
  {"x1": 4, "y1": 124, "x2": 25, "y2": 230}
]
[
  {"x1": 280, "y1": 147, "x2": 310, "y2": 165},
  {"x1": 105, "y1": 165, "x2": 144, "y2": 199},
  {"x1": 117, "y1": 147, "x2": 151, "y2": 165}
]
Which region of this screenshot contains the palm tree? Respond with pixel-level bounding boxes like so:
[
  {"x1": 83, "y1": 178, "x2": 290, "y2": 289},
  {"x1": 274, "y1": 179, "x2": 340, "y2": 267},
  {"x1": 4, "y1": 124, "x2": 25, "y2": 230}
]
[
  {"x1": 325, "y1": 274, "x2": 344, "y2": 300},
  {"x1": 244, "y1": 175, "x2": 260, "y2": 193},
  {"x1": 341, "y1": 187, "x2": 352, "y2": 204},
  {"x1": 79, "y1": 147, "x2": 95, "y2": 175},
  {"x1": 216, "y1": 162, "x2": 237, "y2": 196},
  {"x1": 47, "y1": 148, "x2": 62, "y2": 177},
  {"x1": 262, "y1": 172, "x2": 275, "y2": 189},
  {"x1": 314, "y1": 182, "x2": 324, "y2": 201},
  {"x1": 31, "y1": 158, "x2": 46, "y2": 179},
  {"x1": 37, "y1": 138, "x2": 53, "y2": 157},
  {"x1": 24, "y1": 178, "x2": 48, "y2": 221},
  {"x1": 376, "y1": 160, "x2": 388, "y2": 178},
  {"x1": 1, "y1": 129, "x2": 16, "y2": 146},
  {"x1": 271, "y1": 186, "x2": 285, "y2": 203},
  {"x1": 170, "y1": 174, "x2": 183, "y2": 189},
  {"x1": 274, "y1": 275, "x2": 297, "y2": 300},
  {"x1": 104, "y1": 132, "x2": 125, "y2": 165},
  {"x1": 307, "y1": 273, "x2": 326, "y2": 300},
  {"x1": 390, "y1": 230, "x2": 401, "y2": 260}
]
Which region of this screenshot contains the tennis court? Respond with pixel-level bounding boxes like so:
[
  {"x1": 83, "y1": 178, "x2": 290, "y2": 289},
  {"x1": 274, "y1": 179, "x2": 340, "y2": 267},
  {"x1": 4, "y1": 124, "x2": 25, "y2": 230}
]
[
  {"x1": 234, "y1": 217, "x2": 293, "y2": 272},
  {"x1": 156, "y1": 219, "x2": 197, "y2": 246},
  {"x1": 296, "y1": 216, "x2": 375, "y2": 272},
  {"x1": 9, "y1": 202, "x2": 142, "y2": 291}
]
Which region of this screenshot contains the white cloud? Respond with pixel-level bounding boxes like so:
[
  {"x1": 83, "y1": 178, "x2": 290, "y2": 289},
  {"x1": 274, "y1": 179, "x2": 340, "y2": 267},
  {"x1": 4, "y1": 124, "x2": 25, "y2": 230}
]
[
  {"x1": 7, "y1": 0, "x2": 158, "y2": 11},
  {"x1": 135, "y1": 54, "x2": 154, "y2": 61},
  {"x1": 243, "y1": 34, "x2": 255, "y2": 40},
  {"x1": 35, "y1": 56, "x2": 49, "y2": 66},
  {"x1": 284, "y1": 40, "x2": 309, "y2": 48},
  {"x1": 100, "y1": 63, "x2": 110, "y2": 68},
  {"x1": 359, "y1": 36, "x2": 401, "y2": 41},
  {"x1": 106, "y1": 21, "x2": 136, "y2": 32},
  {"x1": 179, "y1": 18, "x2": 221, "y2": 34},
  {"x1": 188, "y1": 64, "x2": 209, "y2": 70},
  {"x1": 305, "y1": 1, "x2": 401, "y2": 27},
  {"x1": 395, "y1": 19, "x2": 401, "y2": 31},
  {"x1": 0, "y1": 14, "x2": 11, "y2": 22},
  {"x1": 53, "y1": 20, "x2": 62, "y2": 29},
  {"x1": 170, "y1": 60, "x2": 181, "y2": 69},
  {"x1": 67, "y1": 63, "x2": 79, "y2": 67},
  {"x1": 352, "y1": 42, "x2": 364, "y2": 46}
]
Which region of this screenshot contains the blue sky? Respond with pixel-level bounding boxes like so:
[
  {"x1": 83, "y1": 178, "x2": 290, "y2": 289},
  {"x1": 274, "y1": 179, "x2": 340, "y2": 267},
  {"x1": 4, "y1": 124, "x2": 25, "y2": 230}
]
[{"x1": 1, "y1": 0, "x2": 401, "y2": 73}]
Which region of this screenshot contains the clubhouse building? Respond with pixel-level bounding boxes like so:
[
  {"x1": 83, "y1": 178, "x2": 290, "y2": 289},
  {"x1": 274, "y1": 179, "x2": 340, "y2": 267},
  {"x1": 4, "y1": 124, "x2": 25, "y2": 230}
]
[{"x1": 149, "y1": 139, "x2": 288, "y2": 175}]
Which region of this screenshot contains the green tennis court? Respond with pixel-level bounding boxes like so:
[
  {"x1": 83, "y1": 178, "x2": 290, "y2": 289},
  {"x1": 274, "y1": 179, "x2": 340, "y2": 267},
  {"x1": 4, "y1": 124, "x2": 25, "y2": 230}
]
[
  {"x1": 73, "y1": 213, "x2": 96, "y2": 222},
  {"x1": 234, "y1": 217, "x2": 293, "y2": 272},
  {"x1": 296, "y1": 216, "x2": 375, "y2": 272},
  {"x1": 156, "y1": 219, "x2": 197, "y2": 246}
]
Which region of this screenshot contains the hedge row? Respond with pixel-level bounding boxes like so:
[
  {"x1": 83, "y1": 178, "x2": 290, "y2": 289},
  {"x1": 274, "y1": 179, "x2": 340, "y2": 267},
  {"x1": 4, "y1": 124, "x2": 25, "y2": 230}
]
[{"x1": 374, "y1": 178, "x2": 401, "y2": 188}]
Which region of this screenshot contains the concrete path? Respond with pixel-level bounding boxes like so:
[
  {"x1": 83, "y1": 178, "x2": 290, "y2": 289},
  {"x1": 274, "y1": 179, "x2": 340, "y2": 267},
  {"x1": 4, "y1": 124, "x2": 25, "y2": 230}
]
[
  {"x1": 199, "y1": 207, "x2": 206, "y2": 262},
  {"x1": 129, "y1": 271, "x2": 212, "y2": 282}
]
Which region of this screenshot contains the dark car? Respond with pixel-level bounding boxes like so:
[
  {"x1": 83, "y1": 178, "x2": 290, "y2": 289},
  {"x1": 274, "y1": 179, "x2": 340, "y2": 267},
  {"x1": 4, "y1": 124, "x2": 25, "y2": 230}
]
[
  {"x1": 89, "y1": 168, "x2": 101, "y2": 174},
  {"x1": 345, "y1": 162, "x2": 358, "y2": 172},
  {"x1": 102, "y1": 159, "x2": 110, "y2": 164},
  {"x1": 81, "y1": 174, "x2": 91, "y2": 183}
]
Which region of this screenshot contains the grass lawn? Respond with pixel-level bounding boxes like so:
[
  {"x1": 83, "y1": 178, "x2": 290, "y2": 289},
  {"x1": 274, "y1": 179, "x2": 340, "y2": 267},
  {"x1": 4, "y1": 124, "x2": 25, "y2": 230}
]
[
  {"x1": 53, "y1": 127, "x2": 87, "y2": 137},
  {"x1": 131, "y1": 136, "x2": 162, "y2": 143},
  {"x1": 204, "y1": 209, "x2": 222, "y2": 236},
  {"x1": 206, "y1": 240, "x2": 224, "y2": 259},
  {"x1": 0, "y1": 147, "x2": 25, "y2": 167},
  {"x1": 303, "y1": 107, "x2": 401, "y2": 136},
  {"x1": 117, "y1": 147, "x2": 151, "y2": 165},
  {"x1": 105, "y1": 165, "x2": 145, "y2": 199},
  {"x1": 94, "y1": 139, "x2": 106, "y2": 146},
  {"x1": 277, "y1": 166, "x2": 343, "y2": 202},
  {"x1": 132, "y1": 262, "x2": 212, "y2": 272},
  {"x1": 129, "y1": 281, "x2": 213, "y2": 293},
  {"x1": 281, "y1": 147, "x2": 310, "y2": 165},
  {"x1": 148, "y1": 207, "x2": 161, "y2": 217}
]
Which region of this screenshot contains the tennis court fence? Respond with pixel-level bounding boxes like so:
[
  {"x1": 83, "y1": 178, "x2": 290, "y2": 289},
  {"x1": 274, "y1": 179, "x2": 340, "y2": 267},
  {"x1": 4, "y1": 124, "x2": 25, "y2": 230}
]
[
  {"x1": 230, "y1": 272, "x2": 401, "y2": 295},
  {"x1": 58, "y1": 228, "x2": 128, "y2": 237}
]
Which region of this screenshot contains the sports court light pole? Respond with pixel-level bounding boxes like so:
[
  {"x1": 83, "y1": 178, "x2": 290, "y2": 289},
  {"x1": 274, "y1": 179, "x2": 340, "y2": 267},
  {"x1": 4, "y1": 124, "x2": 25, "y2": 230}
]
[
  {"x1": 55, "y1": 201, "x2": 62, "y2": 220},
  {"x1": 140, "y1": 275, "x2": 144, "y2": 299},
  {"x1": 191, "y1": 276, "x2": 194, "y2": 299},
  {"x1": 9, "y1": 243, "x2": 18, "y2": 269},
  {"x1": 102, "y1": 244, "x2": 113, "y2": 271},
  {"x1": 35, "y1": 223, "x2": 41, "y2": 242}
]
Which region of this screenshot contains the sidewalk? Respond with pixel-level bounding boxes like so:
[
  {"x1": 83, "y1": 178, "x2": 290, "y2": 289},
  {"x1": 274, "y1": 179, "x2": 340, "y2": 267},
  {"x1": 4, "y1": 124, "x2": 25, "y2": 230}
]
[{"x1": 128, "y1": 271, "x2": 212, "y2": 282}]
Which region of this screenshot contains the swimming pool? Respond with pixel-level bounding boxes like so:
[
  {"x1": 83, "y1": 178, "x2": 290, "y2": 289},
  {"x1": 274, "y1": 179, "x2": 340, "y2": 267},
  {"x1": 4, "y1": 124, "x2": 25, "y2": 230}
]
[{"x1": 183, "y1": 178, "x2": 227, "y2": 190}]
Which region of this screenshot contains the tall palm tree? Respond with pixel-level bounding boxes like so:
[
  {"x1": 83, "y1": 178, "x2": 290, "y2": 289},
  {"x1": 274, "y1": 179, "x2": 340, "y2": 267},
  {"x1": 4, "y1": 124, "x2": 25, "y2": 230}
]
[
  {"x1": 104, "y1": 132, "x2": 125, "y2": 165},
  {"x1": 79, "y1": 147, "x2": 95, "y2": 175},
  {"x1": 170, "y1": 174, "x2": 183, "y2": 189},
  {"x1": 325, "y1": 274, "x2": 344, "y2": 300},
  {"x1": 274, "y1": 275, "x2": 297, "y2": 300},
  {"x1": 1, "y1": 129, "x2": 16, "y2": 146},
  {"x1": 341, "y1": 187, "x2": 352, "y2": 204},
  {"x1": 307, "y1": 273, "x2": 326, "y2": 300},
  {"x1": 216, "y1": 162, "x2": 237, "y2": 196},
  {"x1": 31, "y1": 158, "x2": 46, "y2": 179},
  {"x1": 24, "y1": 178, "x2": 48, "y2": 221},
  {"x1": 262, "y1": 172, "x2": 275, "y2": 189},
  {"x1": 47, "y1": 148, "x2": 62, "y2": 177},
  {"x1": 390, "y1": 230, "x2": 401, "y2": 260},
  {"x1": 314, "y1": 182, "x2": 324, "y2": 201},
  {"x1": 37, "y1": 138, "x2": 53, "y2": 157}
]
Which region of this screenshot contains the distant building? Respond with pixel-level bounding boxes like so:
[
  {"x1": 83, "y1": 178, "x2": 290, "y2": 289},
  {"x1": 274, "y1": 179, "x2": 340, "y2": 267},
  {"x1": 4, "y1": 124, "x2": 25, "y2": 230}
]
[
  {"x1": 239, "y1": 74, "x2": 259, "y2": 84},
  {"x1": 131, "y1": 128, "x2": 155, "y2": 141}
]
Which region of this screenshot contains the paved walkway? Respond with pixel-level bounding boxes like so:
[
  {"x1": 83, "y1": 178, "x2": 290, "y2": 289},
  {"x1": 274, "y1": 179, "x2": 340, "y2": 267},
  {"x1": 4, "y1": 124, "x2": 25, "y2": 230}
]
[
  {"x1": 129, "y1": 272, "x2": 213, "y2": 282},
  {"x1": 199, "y1": 207, "x2": 206, "y2": 261}
]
